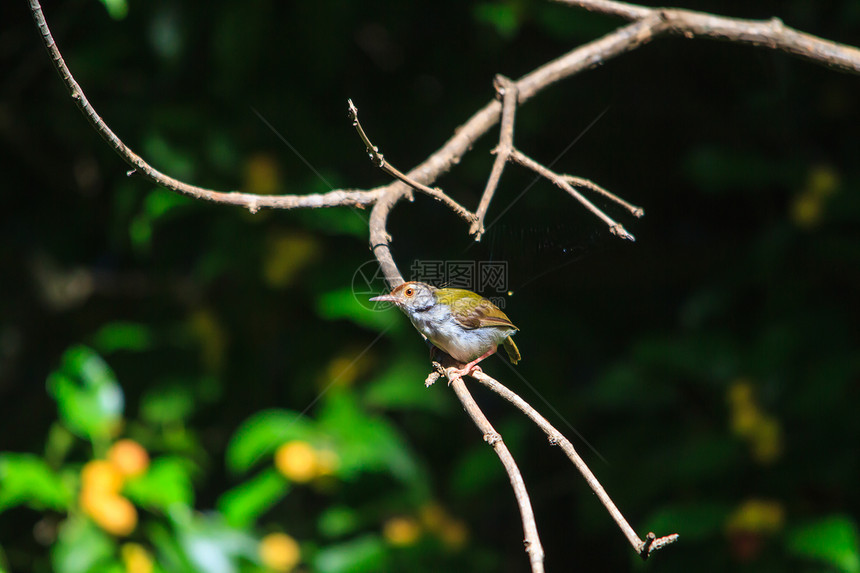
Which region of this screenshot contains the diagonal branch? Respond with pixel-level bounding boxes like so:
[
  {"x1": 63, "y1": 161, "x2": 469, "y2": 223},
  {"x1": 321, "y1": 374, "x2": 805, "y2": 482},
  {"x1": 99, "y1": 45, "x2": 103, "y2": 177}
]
[
  {"x1": 554, "y1": 0, "x2": 860, "y2": 74},
  {"x1": 562, "y1": 175, "x2": 644, "y2": 218},
  {"x1": 27, "y1": 0, "x2": 380, "y2": 214},
  {"x1": 471, "y1": 75, "x2": 519, "y2": 240},
  {"x1": 470, "y1": 369, "x2": 679, "y2": 560},
  {"x1": 348, "y1": 100, "x2": 476, "y2": 226},
  {"x1": 449, "y1": 374, "x2": 545, "y2": 573},
  {"x1": 510, "y1": 149, "x2": 636, "y2": 241}
]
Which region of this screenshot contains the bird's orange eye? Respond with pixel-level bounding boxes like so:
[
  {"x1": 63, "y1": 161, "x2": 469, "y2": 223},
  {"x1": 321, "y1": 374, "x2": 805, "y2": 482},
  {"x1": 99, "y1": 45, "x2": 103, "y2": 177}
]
[{"x1": 405, "y1": 288, "x2": 414, "y2": 296}]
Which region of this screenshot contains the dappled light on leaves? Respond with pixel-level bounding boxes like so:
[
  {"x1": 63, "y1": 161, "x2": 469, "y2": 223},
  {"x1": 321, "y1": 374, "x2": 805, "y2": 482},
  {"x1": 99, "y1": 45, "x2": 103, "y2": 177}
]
[
  {"x1": 791, "y1": 165, "x2": 840, "y2": 229},
  {"x1": 382, "y1": 516, "x2": 422, "y2": 547},
  {"x1": 728, "y1": 379, "x2": 783, "y2": 465},
  {"x1": 244, "y1": 154, "x2": 283, "y2": 196}
]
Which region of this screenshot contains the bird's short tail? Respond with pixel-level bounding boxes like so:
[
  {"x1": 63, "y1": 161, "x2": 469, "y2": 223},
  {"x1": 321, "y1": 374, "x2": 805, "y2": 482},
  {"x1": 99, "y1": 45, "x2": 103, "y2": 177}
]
[{"x1": 503, "y1": 336, "x2": 521, "y2": 365}]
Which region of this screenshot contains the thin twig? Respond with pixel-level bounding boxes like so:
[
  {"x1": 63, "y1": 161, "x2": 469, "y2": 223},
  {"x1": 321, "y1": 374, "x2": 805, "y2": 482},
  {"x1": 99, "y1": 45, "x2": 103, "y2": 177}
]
[
  {"x1": 348, "y1": 100, "x2": 476, "y2": 226},
  {"x1": 470, "y1": 369, "x2": 679, "y2": 560},
  {"x1": 27, "y1": 0, "x2": 380, "y2": 214},
  {"x1": 471, "y1": 76, "x2": 519, "y2": 239},
  {"x1": 449, "y1": 373, "x2": 545, "y2": 573},
  {"x1": 562, "y1": 175, "x2": 644, "y2": 218},
  {"x1": 510, "y1": 149, "x2": 636, "y2": 241}
]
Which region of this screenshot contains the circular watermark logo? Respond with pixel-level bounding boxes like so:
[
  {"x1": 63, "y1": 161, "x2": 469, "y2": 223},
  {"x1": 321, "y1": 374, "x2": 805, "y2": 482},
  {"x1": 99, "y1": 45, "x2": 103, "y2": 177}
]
[{"x1": 351, "y1": 260, "x2": 393, "y2": 311}]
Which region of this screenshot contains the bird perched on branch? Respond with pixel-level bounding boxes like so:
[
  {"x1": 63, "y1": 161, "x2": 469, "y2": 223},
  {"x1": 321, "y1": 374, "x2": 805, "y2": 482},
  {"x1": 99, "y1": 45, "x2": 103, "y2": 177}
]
[{"x1": 370, "y1": 281, "x2": 520, "y2": 378}]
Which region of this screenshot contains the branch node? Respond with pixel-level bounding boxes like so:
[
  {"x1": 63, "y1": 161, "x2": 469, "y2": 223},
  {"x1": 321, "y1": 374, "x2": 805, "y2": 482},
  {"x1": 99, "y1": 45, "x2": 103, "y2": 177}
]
[
  {"x1": 483, "y1": 431, "x2": 502, "y2": 446},
  {"x1": 769, "y1": 16, "x2": 784, "y2": 32},
  {"x1": 126, "y1": 169, "x2": 137, "y2": 177},
  {"x1": 638, "y1": 531, "x2": 680, "y2": 560},
  {"x1": 610, "y1": 223, "x2": 635, "y2": 241},
  {"x1": 348, "y1": 98, "x2": 475, "y2": 225}
]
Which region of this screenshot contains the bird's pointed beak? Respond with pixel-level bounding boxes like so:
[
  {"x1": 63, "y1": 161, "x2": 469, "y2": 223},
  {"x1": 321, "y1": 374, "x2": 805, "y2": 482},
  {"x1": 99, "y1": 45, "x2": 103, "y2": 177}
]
[{"x1": 369, "y1": 293, "x2": 396, "y2": 303}]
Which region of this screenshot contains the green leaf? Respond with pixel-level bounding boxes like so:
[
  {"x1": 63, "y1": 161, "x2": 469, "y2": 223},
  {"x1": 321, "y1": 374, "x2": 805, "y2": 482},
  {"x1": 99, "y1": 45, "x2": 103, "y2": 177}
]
[
  {"x1": 318, "y1": 506, "x2": 361, "y2": 539},
  {"x1": 450, "y1": 447, "x2": 502, "y2": 497},
  {"x1": 787, "y1": 515, "x2": 860, "y2": 573},
  {"x1": 98, "y1": 0, "x2": 128, "y2": 20},
  {"x1": 52, "y1": 517, "x2": 115, "y2": 573},
  {"x1": 315, "y1": 287, "x2": 401, "y2": 333},
  {"x1": 217, "y1": 468, "x2": 289, "y2": 528},
  {"x1": 318, "y1": 391, "x2": 420, "y2": 486},
  {"x1": 46, "y1": 346, "x2": 124, "y2": 442},
  {"x1": 226, "y1": 410, "x2": 316, "y2": 474},
  {"x1": 130, "y1": 187, "x2": 195, "y2": 251},
  {"x1": 314, "y1": 535, "x2": 387, "y2": 573},
  {"x1": 0, "y1": 453, "x2": 74, "y2": 512},
  {"x1": 363, "y1": 352, "x2": 448, "y2": 412},
  {"x1": 140, "y1": 382, "x2": 196, "y2": 425},
  {"x1": 91, "y1": 322, "x2": 154, "y2": 353},
  {"x1": 294, "y1": 208, "x2": 367, "y2": 238},
  {"x1": 473, "y1": 2, "x2": 521, "y2": 38},
  {"x1": 642, "y1": 502, "x2": 731, "y2": 542},
  {"x1": 683, "y1": 145, "x2": 798, "y2": 194},
  {"x1": 124, "y1": 457, "x2": 194, "y2": 512},
  {"x1": 173, "y1": 513, "x2": 258, "y2": 573},
  {"x1": 148, "y1": 521, "x2": 197, "y2": 573}
]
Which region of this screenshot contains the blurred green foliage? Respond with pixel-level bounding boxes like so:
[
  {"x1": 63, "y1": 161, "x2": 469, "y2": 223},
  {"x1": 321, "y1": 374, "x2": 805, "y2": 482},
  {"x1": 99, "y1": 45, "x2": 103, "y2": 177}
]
[{"x1": 2, "y1": 0, "x2": 860, "y2": 572}]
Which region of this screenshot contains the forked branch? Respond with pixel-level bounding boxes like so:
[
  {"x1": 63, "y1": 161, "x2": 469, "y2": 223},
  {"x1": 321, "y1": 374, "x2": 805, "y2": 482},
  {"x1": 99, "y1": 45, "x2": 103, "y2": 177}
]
[
  {"x1": 449, "y1": 374, "x2": 545, "y2": 573},
  {"x1": 470, "y1": 369, "x2": 679, "y2": 559},
  {"x1": 348, "y1": 99, "x2": 475, "y2": 225},
  {"x1": 27, "y1": 0, "x2": 860, "y2": 570},
  {"x1": 471, "y1": 75, "x2": 519, "y2": 239}
]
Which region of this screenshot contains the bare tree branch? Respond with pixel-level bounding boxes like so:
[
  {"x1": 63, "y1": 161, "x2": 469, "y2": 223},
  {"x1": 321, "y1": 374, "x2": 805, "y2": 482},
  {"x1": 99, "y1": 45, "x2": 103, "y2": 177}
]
[
  {"x1": 348, "y1": 100, "x2": 476, "y2": 226},
  {"x1": 369, "y1": 184, "x2": 408, "y2": 290},
  {"x1": 471, "y1": 76, "x2": 519, "y2": 240},
  {"x1": 562, "y1": 175, "x2": 645, "y2": 218},
  {"x1": 510, "y1": 149, "x2": 636, "y2": 241},
  {"x1": 449, "y1": 374, "x2": 545, "y2": 573},
  {"x1": 469, "y1": 369, "x2": 679, "y2": 559},
  {"x1": 28, "y1": 0, "x2": 860, "y2": 569},
  {"x1": 27, "y1": 0, "x2": 381, "y2": 213},
  {"x1": 554, "y1": 0, "x2": 860, "y2": 74}
]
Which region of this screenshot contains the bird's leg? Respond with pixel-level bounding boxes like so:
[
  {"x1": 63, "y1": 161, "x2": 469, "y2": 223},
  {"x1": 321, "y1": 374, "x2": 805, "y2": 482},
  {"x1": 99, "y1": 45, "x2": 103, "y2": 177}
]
[{"x1": 448, "y1": 347, "x2": 498, "y2": 382}]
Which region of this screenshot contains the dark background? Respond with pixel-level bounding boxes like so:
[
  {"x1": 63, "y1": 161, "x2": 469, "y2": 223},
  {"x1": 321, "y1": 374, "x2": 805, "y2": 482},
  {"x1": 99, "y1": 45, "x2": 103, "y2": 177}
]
[{"x1": 2, "y1": 0, "x2": 859, "y2": 571}]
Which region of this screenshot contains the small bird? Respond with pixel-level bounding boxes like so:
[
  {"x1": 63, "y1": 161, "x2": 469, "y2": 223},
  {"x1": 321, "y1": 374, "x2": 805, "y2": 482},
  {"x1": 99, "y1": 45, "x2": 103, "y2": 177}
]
[{"x1": 370, "y1": 281, "x2": 520, "y2": 377}]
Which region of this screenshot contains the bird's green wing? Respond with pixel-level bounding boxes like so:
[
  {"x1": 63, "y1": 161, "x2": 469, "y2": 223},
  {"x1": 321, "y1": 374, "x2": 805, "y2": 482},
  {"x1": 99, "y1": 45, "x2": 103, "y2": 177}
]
[{"x1": 437, "y1": 288, "x2": 518, "y2": 330}]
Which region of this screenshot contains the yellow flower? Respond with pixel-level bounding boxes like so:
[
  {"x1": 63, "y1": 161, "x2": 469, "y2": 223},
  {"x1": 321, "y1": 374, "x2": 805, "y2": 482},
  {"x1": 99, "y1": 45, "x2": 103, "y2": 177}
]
[
  {"x1": 244, "y1": 154, "x2": 281, "y2": 196},
  {"x1": 383, "y1": 516, "x2": 422, "y2": 547},
  {"x1": 80, "y1": 489, "x2": 138, "y2": 536},
  {"x1": 108, "y1": 439, "x2": 150, "y2": 478},
  {"x1": 81, "y1": 460, "x2": 124, "y2": 494},
  {"x1": 439, "y1": 518, "x2": 469, "y2": 550},
  {"x1": 726, "y1": 499, "x2": 785, "y2": 535},
  {"x1": 121, "y1": 543, "x2": 153, "y2": 573},
  {"x1": 259, "y1": 532, "x2": 301, "y2": 572},
  {"x1": 726, "y1": 379, "x2": 783, "y2": 465},
  {"x1": 274, "y1": 441, "x2": 319, "y2": 483}
]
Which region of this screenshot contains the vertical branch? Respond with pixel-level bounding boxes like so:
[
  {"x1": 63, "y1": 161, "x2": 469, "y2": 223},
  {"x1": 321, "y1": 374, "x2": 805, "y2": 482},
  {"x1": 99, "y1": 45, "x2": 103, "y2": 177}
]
[
  {"x1": 471, "y1": 75, "x2": 519, "y2": 239},
  {"x1": 369, "y1": 185, "x2": 408, "y2": 289},
  {"x1": 449, "y1": 375, "x2": 545, "y2": 573}
]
